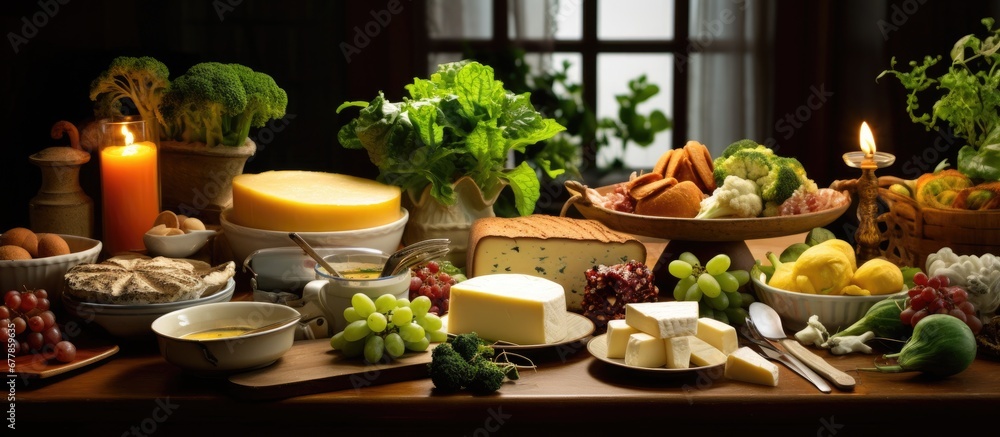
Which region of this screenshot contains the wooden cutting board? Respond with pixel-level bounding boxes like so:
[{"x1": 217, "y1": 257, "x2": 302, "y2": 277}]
[{"x1": 227, "y1": 338, "x2": 432, "y2": 400}]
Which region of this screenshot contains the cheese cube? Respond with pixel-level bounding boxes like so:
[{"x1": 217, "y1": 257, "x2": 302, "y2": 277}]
[
  {"x1": 725, "y1": 346, "x2": 780, "y2": 386},
  {"x1": 605, "y1": 319, "x2": 639, "y2": 359},
  {"x1": 687, "y1": 336, "x2": 728, "y2": 367},
  {"x1": 624, "y1": 333, "x2": 667, "y2": 368},
  {"x1": 695, "y1": 317, "x2": 739, "y2": 355},
  {"x1": 467, "y1": 215, "x2": 646, "y2": 311},
  {"x1": 447, "y1": 274, "x2": 567, "y2": 345},
  {"x1": 664, "y1": 336, "x2": 691, "y2": 369},
  {"x1": 624, "y1": 301, "x2": 698, "y2": 338}
]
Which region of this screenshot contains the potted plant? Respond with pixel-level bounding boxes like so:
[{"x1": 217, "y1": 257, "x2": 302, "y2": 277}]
[
  {"x1": 337, "y1": 60, "x2": 565, "y2": 267},
  {"x1": 89, "y1": 57, "x2": 288, "y2": 224}
]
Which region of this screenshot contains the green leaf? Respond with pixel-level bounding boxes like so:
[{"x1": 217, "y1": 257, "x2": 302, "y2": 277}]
[
  {"x1": 958, "y1": 143, "x2": 1000, "y2": 181},
  {"x1": 336, "y1": 100, "x2": 369, "y2": 113},
  {"x1": 500, "y1": 162, "x2": 541, "y2": 217}
]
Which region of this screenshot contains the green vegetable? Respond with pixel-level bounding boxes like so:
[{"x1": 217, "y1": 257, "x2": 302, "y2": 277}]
[
  {"x1": 779, "y1": 243, "x2": 811, "y2": 263},
  {"x1": 830, "y1": 297, "x2": 912, "y2": 340},
  {"x1": 597, "y1": 74, "x2": 671, "y2": 169},
  {"x1": 427, "y1": 333, "x2": 518, "y2": 394},
  {"x1": 899, "y1": 266, "x2": 922, "y2": 290},
  {"x1": 877, "y1": 17, "x2": 1000, "y2": 181},
  {"x1": 88, "y1": 56, "x2": 170, "y2": 142},
  {"x1": 160, "y1": 62, "x2": 287, "y2": 147},
  {"x1": 805, "y1": 227, "x2": 836, "y2": 246},
  {"x1": 711, "y1": 139, "x2": 818, "y2": 209},
  {"x1": 694, "y1": 175, "x2": 762, "y2": 219},
  {"x1": 861, "y1": 314, "x2": 977, "y2": 377},
  {"x1": 337, "y1": 60, "x2": 565, "y2": 217}
]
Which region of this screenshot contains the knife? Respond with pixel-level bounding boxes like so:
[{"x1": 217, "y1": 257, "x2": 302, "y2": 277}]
[
  {"x1": 740, "y1": 324, "x2": 832, "y2": 393},
  {"x1": 780, "y1": 339, "x2": 856, "y2": 391}
]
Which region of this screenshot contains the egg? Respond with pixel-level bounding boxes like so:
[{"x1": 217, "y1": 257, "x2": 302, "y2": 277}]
[
  {"x1": 1, "y1": 227, "x2": 39, "y2": 258},
  {"x1": 36, "y1": 233, "x2": 71, "y2": 258},
  {"x1": 0, "y1": 245, "x2": 32, "y2": 260}
]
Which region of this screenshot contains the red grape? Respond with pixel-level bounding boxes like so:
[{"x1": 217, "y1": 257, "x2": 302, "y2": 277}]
[
  {"x1": 34, "y1": 289, "x2": 47, "y2": 299},
  {"x1": 0, "y1": 288, "x2": 79, "y2": 359},
  {"x1": 42, "y1": 326, "x2": 62, "y2": 345},
  {"x1": 901, "y1": 274, "x2": 982, "y2": 334},
  {"x1": 899, "y1": 307, "x2": 915, "y2": 325},
  {"x1": 39, "y1": 311, "x2": 56, "y2": 329},
  {"x1": 36, "y1": 298, "x2": 49, "y2": 311},
  {"x1": 20, "y1": 293, "x2": 37, "y2": 311},
  {"x1": 54, "y1": 341, "x2": 76, "y2": 363},
  {"x1": 913, "y1": 272, "x2": 928, "y2": 286},
  {"x1": 12, "y1": 317, "x2": 26, "y2": 335},
  {"x1": 26, "y1": 332, "x2": 43, "y2": 351},
  {"x1": 0, "y1": 306, "x2": 8, "y2": 319},
  {"x1": 927, "y1": 276, "x2": 941, "y2": 289},
  {"x1": 28, "y1": 315, "x2": 44, "y2": 332},
  {"x1": 4, "y1": 291, "x2": 21, "y2": 309}
]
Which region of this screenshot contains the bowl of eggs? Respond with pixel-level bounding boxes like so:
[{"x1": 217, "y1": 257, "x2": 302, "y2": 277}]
[
  {"x1": 143, "y1": 211, "x2": 217, "y2": 258},
  {"x1": 0, "y1": 227, "x2": 102, "y2": 304}
]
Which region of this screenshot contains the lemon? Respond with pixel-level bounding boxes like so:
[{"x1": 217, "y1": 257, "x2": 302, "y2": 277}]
[
  {"x1": 792, "y1": 244, "x2": 853, "y2": 295},
  {"x1": 768, "y1": 261, "x2": 799, "y2": 292},
  {"x1": 840, "y1": 284, "x2": 871, "y2": 296},
  {"x1": 851, "y1": 258, "x2": 904, "y2": 295},
  {"x1": 817, "y1": 239, "x2": 857, "y2": 272}
]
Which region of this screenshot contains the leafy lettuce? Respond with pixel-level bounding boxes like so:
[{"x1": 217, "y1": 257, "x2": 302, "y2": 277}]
[{"x1": 337, "y1": 61, "x2": 565, "y2": 216}]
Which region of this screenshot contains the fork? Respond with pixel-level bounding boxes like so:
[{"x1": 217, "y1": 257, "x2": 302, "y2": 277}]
[
  {"x1": 380, "y1": 239, "x2": 451, "y2": 277},
  {"x1": 741, "y1": 319, "x2": 832, "y2": 393}
]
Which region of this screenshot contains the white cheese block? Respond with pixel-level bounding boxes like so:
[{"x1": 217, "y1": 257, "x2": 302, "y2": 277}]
[
  {"x1": 467, "y1": 215, "x2": 647, "y2": 311},
  {"x1": 624, "y1": 301, "x2": 699, "y2": 338},
  {"x1": 687, "y1": 336, "x2": 728, "y2": 367},
  {"x1": 447, "y1": 273, "x2": 567, "y2": 345},
  {"x1": 695, "y1": 317, "x2": 739, "y2": 355},
  {"x1": 605, "y1": 319, "x2": 639, "y2": 359},
  {"x1": 664, "y1": 336, "x2": 691, "y2": 369},
  {"x1": 725, "y1": 346, "x2": 780, "y2": 386},
  {"x1": 624, "y1": 332, "x2": 667, "y2": 368}
]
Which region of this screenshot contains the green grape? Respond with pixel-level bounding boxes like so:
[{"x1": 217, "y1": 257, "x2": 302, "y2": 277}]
[
  {"x1": 396, "y1": 297, "x2": 411, "y2": 308},
  {"x1": 363, "y1": 334, "x2": 385, "y2": 363},
  {"x1": 399, "y1": 322, "x2": 426, "y2": 343},
  {"x1": 673, "y1": 275, "x2": 696, "y2": 301},
  {"x1": 391, "y1": 306, "x2": 414, "y2": 326},
  {"x1": 714, "y1": 272, "x2": 739, "y2": 293},
  {"x1": 427, "y1": 329, "x2": 448, "y2": 343},
  {"x1": 384, "y1": 332, "x2": 406, "y2": 358},
  {"x1": 329, "y1": 331, "x2": 346, "y2": 350},
  {"x1": 683, "y1": 282, "x2": 703, "y2": 302},
  {"x1": 713, "y1": 309, "x2": 730, "y2": 325},
  {"x1": 343, "y1": 319, "x2": 373, "y2": 342},
  {"x1": 731, "y1": 269, "x2": 750, "y2": 286},
  {"x1": 679, "y1": 252, "x2": 701, "y2": 267},
  {"x1": 739, "y1": 292, "x2": 756, "y2": 307},
  {"x1": 724, "y1": 291, "x2": 742, "y2": 308},
  {"x1": 698, "y1": 273, "x2": 721, "y2": 298},
  {"x1": 341, "y1": 338, "x2": 365, "y2": 358},
  {"x1": 708, "y1": 292, "x2": 729, "y2": 310},
  {"x1": 418, "y1": 313, "x2": 443, "y2": 331},
  {"x1": 724, "y1": 307, "x2": 749, "y2": 325},
  {"x1": 367, "y1": 312, "x2": 388, "y2": 333},
  {"x1": 705, "y1": 254, "x2": 732, "y2": 276},
  {"x1": 351, "y1": 293, "x2": 377, "y2": 318},
  {"x1": 411, "y1": 295, "x2": 432, "y2": 318},
  {"x1": 404, "y1": 336, "x2": 430, "y2": 352},
  {"x1": 699, "y1": 302, "x2": 715, "y2": 319},
  {"x1": 343, "y1": 307, "x2": 362, "y2": 323},
  {"x1": 667, "y1": 260, "x2": 693, "y2": 279},
  {"x1": 374, "y1": 293, "x2": 398, "y2": 313}
]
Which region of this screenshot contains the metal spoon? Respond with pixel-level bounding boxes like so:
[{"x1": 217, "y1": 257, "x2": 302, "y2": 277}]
[
  {"x1": 288, "y1": 232, "x2": 342, "y2": 278},
  {"x1": 380, "y1": 238, "x2": 450, "y2": 277},
  {"x1": 748, "y1": 302, "x2": 856, "y2": 391}
]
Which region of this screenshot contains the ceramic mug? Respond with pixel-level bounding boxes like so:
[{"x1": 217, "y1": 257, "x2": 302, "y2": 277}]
[{"x1": 302, "y1": 252, "x2": 411, "y2": 335}]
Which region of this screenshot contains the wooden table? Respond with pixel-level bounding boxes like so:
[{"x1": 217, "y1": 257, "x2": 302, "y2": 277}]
[{"x1": 17, "y1": 234, "x2": 1000, "y2": 434}]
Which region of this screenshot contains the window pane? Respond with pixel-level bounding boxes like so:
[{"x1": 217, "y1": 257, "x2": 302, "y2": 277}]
[
  {"x1": 597, "y1": 54, "x2": 674, "y2": 170},
  {"x1": 509, "y1": 0, "x2": 555, "y2": 40},
  {"x1": 427, "y1": 0, "x2": 492, "y2": 40},
  {"x1": 551, "y1": 52, "x2": 583, "y2": 89},
  {"x1": 598, "y1": 0, "x2": 675, "y2": 40},
  {"x1": 554, "y1": 0, "x2": 583, "y2": 40}
]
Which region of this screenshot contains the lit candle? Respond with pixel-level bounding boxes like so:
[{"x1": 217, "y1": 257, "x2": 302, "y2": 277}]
[
  {"x1": 859, "y1": 121, "x2": 877, "y2": 169},
  {"x1": 100, "y1": 121, "x2": 160, "y2": 255},
  {"x1": 844, "y1": 121, "x2": 894, "y2": 264}
]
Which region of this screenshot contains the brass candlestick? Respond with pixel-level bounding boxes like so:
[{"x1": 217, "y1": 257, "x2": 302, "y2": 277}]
[{"x1": 844, "y1": 122, "x2": 895, "y2": 264}]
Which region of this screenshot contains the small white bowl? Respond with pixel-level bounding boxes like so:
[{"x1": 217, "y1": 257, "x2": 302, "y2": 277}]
[
  {"x1": 151, "y1": 301, "x2": 300, "y2": 375},
  {"x1": 750, "y1": 268, "x2": 907, "y2": 332},
  {"x1": 0, "y1": 234, "x2": 102, "y2": 305},
  {"x1": 143, "y1": 230, "x2": 217, "y2": 258},
  {"x1": 303, "y1": 250, "x2": 411, "y2": 335},
  {"x1": 219, "y1": 207, "x2": 408, "y2": 265},
  {"x1": 62, "y1": 278, "x2": 235, "y2": 340}
]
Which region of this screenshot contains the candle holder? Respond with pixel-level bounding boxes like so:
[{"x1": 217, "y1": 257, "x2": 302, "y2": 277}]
[
  {"x1": 99, "y1": 119, "x2": 160, "y2": 256},
  {"x1": 842, "y1": 151, "x2": 895, "y2": 264}
]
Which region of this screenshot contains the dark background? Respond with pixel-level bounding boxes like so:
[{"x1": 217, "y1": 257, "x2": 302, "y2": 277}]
[{"x1": 2, "y1": 0, "x2": 998, "y2": 233}]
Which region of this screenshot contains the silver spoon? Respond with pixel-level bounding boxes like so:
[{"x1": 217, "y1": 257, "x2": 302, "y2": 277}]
[
  {"x1": 380, "y1": 238, "x2": 450, "y2": 277},
  {"x1": 288, "y1": 232, "x2": 343, "y2": 278}
]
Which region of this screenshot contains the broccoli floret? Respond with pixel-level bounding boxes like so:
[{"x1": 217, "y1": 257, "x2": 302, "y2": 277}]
[
  {"x1": 160, "y1": 62, "x2": 287, "y2": 147},
  {"x1": 712, "y1": 148, "x2": 774, "y2": 188},
  {"x1": 451, "y1": 332, "x2": 494, "y2": 361},
  {"x1": 758, "y1": 163, "x2": 802, "y2": 204},
  {"x1": 718, "y1": 138, "x2": 764, "y2": 158},
  {"x1": 89, "y1": 56, "x2": 170, "y2": 141},
  {"x1": 428, "y1": 343, "x2": 474, "y2": 392},
  {"x1": 696, "y1": 175, "x2": 763, "y2": 219},
  {"x1": 466, "y1": 358, "x2": 508, "y2": 394}
]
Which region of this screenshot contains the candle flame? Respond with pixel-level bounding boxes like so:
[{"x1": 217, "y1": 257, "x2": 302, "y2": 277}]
[
  {"x1": 859, "y1": 122, "x2": 876, "y2": 157},
  {"x1": 120, "y1": 126, "x2": 139, "y2": 156}
]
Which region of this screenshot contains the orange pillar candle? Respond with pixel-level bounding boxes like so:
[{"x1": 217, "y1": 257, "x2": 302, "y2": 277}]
[{"x1": 100, "y1": 120, "x2": 159, "y2": 255}]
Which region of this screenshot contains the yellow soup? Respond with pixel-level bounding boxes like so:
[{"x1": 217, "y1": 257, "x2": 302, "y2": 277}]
[
  {"x1": 182, "y1": 327, "x2": 252, "y2": 340},
  {"x1": 325, "y1": 262, "x2": 383, "y2": 280}
]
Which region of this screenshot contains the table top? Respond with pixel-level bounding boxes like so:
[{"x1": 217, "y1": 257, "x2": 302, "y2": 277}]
[{"x1": 16, "y1": 233, "x2": 1000, "y2": 434}]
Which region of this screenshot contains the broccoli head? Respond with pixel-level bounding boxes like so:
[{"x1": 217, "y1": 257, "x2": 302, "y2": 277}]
[
  {"x1": 89, "y1": 56, "x2": 170, "y2": 140},
  {"x1": 712, "y1": 147, "x2": 774, "y2": 188},
  {"x1": 428, "y1": 343, "x2": 474, "y2": 392},
  {"x1": 466, "y1": 358, "x2": 508, "y2": 394},
  {"x1": 758, "y1": 162, "x2": 801, "y2": 204},
  {"x1": 450, "y1": 332, "x2": 494, "y2": 361},
  {"x1": 718, "y1": 138, "x2": 765, "y2": 158}
]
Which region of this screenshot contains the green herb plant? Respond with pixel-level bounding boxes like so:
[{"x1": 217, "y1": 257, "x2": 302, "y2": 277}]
[
  {"x1": 598, "y1": 74, "x2": 672, "y2": 170},
  {"x1": 877, "y1": 17, "x2": 1000, "y2": 181}
]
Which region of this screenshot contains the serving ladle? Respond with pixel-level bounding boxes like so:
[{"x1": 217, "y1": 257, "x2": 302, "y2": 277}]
[{"x1": 288, "y1": 232, "x2": 343, "y2": 278}]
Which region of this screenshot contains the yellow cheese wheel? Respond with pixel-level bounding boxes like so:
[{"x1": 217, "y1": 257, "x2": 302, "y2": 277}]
[{"x1": 230, "y1": 171, "x2": 401, "y2": 232}]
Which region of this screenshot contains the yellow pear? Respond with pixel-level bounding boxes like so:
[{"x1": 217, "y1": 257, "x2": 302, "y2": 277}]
[
  {"x1": 851, "y1": 258, "x2": 904, "y2": 295},
  {"x1": 792, "y1": 244, "x2": 853, "y2": 295},
  {"x1": 817, "y1": 239, "x2": 857, "y2": 272}
]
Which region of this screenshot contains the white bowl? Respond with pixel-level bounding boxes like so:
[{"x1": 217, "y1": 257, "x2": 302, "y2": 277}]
[
  {"x1": 143, "y1": 230, "x2": 217, "y2": 258},
  {"x1": 219, "y1": 207, "x2": 408, "y2": 265},
  {"x1": 62, "y1": 278, "x2": 235, "y2": 340},
  {"x1": 0, "y1": 234, "x2": 101, "y2": 305},
  {"x1": 750, "y1": 268, "x2": 907, "y2": 332},
  {"x1": 303, "y1": 250, "x2": 411, "y2": 335},
  {"x1": 151, "y1": 301, "x2": 300, "y2": 375}
]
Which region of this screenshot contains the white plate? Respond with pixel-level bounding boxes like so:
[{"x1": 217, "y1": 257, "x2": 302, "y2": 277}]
[
  {"x1": 587, "y1": 334, "x2": 725, "y2": 374},
  {"x1": 442, "y1": 312, "x2": 596, "y2": 351}
]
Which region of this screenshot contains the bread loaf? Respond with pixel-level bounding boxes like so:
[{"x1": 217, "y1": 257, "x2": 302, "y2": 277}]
[
  {"x1": 64, "y1": 254, "x2": 235, "y2": 304},
  {"x1": 466, "y1": 215, "x2": 647, "y2": 311}
]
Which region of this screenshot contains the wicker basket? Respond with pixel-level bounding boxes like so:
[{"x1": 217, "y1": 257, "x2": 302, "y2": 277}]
[{"x1": 878, "y1": 177, "x2": 1000, "y2": 269}]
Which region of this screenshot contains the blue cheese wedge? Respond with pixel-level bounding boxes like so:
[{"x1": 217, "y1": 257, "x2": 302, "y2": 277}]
[
  {"x1": 447, "y1": 273, "x2": 567, "y2": 345},
  {"x1": 624, "y1": 301, "x2": 699, "y2": 338},
  {"x1": 466, "y1": 215, "x2": 647, "y2": 311},
  {"x1": 725, "y1": 346, "x2": 779, "y2": 386}
]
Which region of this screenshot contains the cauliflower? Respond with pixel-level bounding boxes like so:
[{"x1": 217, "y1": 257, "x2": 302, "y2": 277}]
[
  {"x1": 695, "y1": 175, "x2": 763, "y2": 219},
  {"x1": 711, "y1": 139, "x2": 818, "y2": 208},
  {"x1": 926, "y1": 247, "x2": 1000, "y2": 316}
]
